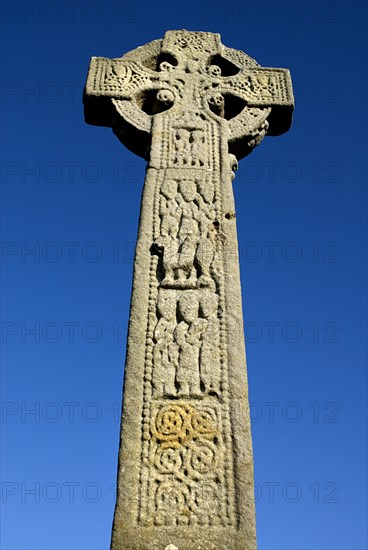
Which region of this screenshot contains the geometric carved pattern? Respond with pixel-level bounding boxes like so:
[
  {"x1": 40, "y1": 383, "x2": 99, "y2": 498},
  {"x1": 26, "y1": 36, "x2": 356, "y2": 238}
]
[{"x1": 141, "y1": 400, "x2": 229, "y2": 527}]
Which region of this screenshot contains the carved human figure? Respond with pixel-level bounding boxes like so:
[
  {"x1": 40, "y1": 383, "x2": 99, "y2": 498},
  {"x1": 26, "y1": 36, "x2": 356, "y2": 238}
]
[
  {"x1": 152, "y1": 290, "x2": 178, "y2": 398},
  {"x1": 190, "y1": 129, "x2": 205, "y2": 167},
  {"x1": 197, "y1": 177, "x2": 215, "y2": 206},
  {"x1": 157, "y1": 179, "x2": 180, "y2": 286},
  {"x1": 195, "y1": 190, "x2": 217, "y2": 288},
  {"x1": 199, "y1": 290, "x2": 221, "y2": 397},
  {"x1": 174, "y1": 291, "x2": 202, "y2": 397},
  {"x1": 176, "y1": 179, "x2": 200, "y2": 285},
  {"x1": 160, "y1": 179, "x2": 179, "y2": 238},
  {"x1": 196, "y1": 225, "x2": 217, "y2": 288},
  {"x1": 174, "y1": 128, "x2": 190, "y2": 165}
]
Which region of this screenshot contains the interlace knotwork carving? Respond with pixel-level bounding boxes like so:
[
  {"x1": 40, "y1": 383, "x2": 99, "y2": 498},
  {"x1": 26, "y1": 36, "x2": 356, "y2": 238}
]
[{"x1": 141, "y1": 401, "x2": 227, "y2": 527}]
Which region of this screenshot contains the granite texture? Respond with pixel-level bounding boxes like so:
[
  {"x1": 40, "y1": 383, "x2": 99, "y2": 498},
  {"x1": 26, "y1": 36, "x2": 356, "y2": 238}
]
[{"x1": 83, "y1": 30, "x2": 294, "y2": 550}]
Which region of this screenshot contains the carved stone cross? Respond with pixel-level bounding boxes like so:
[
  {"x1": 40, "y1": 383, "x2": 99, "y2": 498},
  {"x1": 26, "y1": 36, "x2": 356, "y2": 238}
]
[{"x1": 84, "y1": 30, "x2": 293, "y2": 550}]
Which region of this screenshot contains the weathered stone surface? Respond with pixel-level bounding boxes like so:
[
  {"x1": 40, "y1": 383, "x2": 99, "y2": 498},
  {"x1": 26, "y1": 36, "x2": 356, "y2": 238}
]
[{"x1": 83, "y1": 30, "x2": 293, "y2": 550}]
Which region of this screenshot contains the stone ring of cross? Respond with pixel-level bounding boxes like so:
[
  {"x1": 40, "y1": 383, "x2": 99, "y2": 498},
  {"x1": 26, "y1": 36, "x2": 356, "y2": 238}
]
[{"x1": 84, "y1": 30, "x2": 293, "y2": 160}]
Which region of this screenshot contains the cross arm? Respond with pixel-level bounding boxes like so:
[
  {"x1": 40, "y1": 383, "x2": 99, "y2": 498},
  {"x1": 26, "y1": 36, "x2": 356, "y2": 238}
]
[
  {"x1": 83, "y1": 56, "x2": 157, "y2": 127},
  {"x1": 218, "y1": 66, "x2": 294, "y2": 135}
]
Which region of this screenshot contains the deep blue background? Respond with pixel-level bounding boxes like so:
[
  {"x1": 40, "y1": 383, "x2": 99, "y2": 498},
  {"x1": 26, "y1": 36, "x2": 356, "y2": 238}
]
[{"x1": 1, "y1": 1, "x2": 367, "y2": 549}]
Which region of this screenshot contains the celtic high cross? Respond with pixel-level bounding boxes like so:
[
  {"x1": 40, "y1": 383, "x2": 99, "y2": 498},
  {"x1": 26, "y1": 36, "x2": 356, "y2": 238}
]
[{"x1": 84, "y1": 30, "x2": 293, "y2": 550}]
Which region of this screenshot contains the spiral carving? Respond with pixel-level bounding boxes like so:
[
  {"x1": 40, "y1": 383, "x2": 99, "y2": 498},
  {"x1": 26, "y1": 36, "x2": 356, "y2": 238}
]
[
  {"x1": 155, "y1": 447, "x2": 182, "y2": 473},
  {"x1": 186, "y1": 440, "x2": 218, "y2": 477},
  {"x1": 152, "y1": 402, "x2": 217, "y2": 449}
]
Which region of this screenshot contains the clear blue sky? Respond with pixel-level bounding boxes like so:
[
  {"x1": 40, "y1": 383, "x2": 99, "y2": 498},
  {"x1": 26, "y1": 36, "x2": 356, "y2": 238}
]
[{"x1": 1, "y1": 1, "x2": 367, "y2": 549}]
